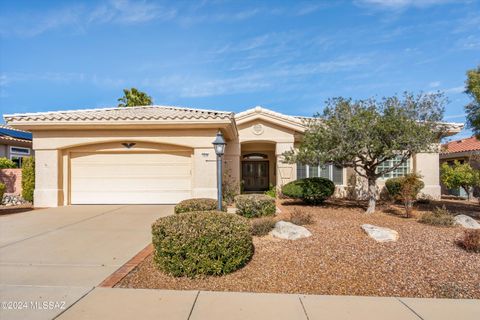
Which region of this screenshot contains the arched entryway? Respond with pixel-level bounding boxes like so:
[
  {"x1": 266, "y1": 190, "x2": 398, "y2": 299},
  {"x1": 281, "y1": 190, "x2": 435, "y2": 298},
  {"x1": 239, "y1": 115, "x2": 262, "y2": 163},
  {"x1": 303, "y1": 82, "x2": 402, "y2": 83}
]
[{"x1": 240, "y1": 142, "x2": 276, "y2": 192}]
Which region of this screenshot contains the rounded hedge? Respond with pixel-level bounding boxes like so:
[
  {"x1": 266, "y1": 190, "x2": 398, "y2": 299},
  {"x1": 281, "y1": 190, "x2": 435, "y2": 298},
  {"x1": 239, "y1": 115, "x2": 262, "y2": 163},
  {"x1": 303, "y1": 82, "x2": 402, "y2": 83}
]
[
  {"x1": 385, "y1": 174, "x2": 424, "y2": 201},
  {"x1": 152, "y1": 211, "x2": 253, "y2": 277},
  {"x1": 281, "y1": 177, "x2": 335, "y2": 205},
  {"x1": 174, "y1": 198, "x2": 227, "y2": 214},
  {"x1": 234, "y1": 194, "x2": 276, "y2": 218}
]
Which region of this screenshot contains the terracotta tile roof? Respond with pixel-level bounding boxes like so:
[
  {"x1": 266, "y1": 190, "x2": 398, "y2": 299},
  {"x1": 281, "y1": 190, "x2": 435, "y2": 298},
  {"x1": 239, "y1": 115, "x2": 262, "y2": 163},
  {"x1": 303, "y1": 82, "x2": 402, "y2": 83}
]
[
  {"x1": 441, "y1": 136, "x2": 480, "y2": 154},
  {"x1": 4, "y1": 105, "x2": 233, "y2": 123}
]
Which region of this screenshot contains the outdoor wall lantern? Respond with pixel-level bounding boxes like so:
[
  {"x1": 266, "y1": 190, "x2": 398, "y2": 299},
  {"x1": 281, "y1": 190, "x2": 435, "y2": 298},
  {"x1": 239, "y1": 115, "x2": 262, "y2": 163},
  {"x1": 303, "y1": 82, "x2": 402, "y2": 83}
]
[{"x1": 212, "y1": 130, "x2": 226, "y2": 211}]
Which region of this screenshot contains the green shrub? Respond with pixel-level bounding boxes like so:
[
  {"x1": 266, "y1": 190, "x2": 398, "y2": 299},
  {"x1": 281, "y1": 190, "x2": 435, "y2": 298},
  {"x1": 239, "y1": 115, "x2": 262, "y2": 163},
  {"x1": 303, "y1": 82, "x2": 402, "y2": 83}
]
[
  {"x1": 457, "y1": 229, "x2": 480, "y2": 253},
  {"x1": 174, "y1": 198, "x2": 226, "y2": 214},
  {"x1": 21, "y1": 157, "x2": 35, "y2": 203},
  {"x1": 385, "y1": 174, "x2": 425, "y2": 201},
  {"x1": 385, "y1": 173, "x2": 425, "y2": 217},
  {"x1": 418, "y1": 206, "x2": 455, "y2": 227},
  {"x1": 288, "y1": 208, "x2": 313, "y2": 225},
  {"x1": 234, "y1": 194, "x2": 276, "y2": 218},
  {"x1": 385, "y1": 177, "x2": 403, "y2": 199},
  {"x1": 251, "y1": 216, "x2": 276, "y2": 236},
  {"x1": 281, "y1": 177, "x2": 335, "y2": 205},
  {"x1": 152, "y1": 211, "x2": 253, "y2": 277},
  {"x1": 0, "y1": 157, "x2": 17, "y2": 169},
  {"x1": 0, "y1": 182, "x2": 5, "y2": 201},
  {"x1": 264, "y1": 184, "x2": 276, "y2": 198}
]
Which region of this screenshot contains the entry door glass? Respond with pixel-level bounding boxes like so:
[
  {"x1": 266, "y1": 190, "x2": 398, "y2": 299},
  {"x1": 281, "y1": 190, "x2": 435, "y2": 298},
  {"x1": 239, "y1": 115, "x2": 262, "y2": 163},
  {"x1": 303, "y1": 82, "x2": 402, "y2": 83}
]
[{"x1": 242, "y1": 161, "x2": 269, "y2": 191}]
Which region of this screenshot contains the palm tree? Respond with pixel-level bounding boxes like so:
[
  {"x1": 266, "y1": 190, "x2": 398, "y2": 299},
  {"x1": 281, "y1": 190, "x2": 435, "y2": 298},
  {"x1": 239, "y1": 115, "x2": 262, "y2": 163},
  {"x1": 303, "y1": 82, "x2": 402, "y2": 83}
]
[{"x1": 117, "y1": 88, "x2": 153, "y2": 107}]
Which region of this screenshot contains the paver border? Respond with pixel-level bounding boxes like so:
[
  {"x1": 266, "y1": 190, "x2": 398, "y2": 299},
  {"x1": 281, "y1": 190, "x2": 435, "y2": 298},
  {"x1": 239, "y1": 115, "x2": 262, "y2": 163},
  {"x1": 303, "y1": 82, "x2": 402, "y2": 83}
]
[{"x1": 98, "y1": 243, "x2": 154, "y2": 287}]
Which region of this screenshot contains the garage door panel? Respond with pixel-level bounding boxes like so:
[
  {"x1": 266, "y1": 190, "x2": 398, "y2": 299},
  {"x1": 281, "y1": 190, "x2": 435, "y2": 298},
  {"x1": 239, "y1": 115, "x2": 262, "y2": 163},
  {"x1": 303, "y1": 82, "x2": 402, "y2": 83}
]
[
  {"x1": 72, "y1": 177, "x2": 191, "y2": 190},
  {"x1": 73, "y1": 165, "x2": 191, "y2": 178},
  {"x1": 70, "y1": 152, "x2": 192, "y2": 204}
]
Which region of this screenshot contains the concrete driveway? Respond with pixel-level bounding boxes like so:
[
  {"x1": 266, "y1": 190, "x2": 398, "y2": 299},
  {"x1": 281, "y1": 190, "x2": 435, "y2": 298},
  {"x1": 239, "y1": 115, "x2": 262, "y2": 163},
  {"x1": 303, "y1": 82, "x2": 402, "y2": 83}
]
[{"x1": 0, "y1": 205, "x2": 172, "y2": 320}]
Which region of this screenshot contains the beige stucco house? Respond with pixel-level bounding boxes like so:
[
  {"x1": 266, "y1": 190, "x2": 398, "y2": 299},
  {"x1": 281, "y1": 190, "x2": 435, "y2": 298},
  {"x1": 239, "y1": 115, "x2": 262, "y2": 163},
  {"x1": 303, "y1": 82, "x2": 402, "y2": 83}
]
[{"x1": 4, "y1": 105, "x2": 462, "y2": 207}]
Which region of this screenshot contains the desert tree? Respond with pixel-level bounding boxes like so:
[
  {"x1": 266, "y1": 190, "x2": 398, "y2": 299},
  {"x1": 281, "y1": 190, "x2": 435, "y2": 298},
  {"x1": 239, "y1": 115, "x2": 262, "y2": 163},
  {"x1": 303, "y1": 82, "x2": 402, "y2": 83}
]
[
  {"x1": 283, "y1": 92, "x2": 447, "y2": 213},
  {"x1": 465, "y1": 66, "x2": 480, "y2": 139},
  {"x1": 441, "y1": 160, "x2": 480, "y2": 201}
]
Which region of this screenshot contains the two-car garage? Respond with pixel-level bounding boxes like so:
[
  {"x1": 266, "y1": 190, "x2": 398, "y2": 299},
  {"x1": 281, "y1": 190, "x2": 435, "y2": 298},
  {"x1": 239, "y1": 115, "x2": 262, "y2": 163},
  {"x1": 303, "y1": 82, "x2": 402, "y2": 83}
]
[
  {"x1": 4, "y1": 105, "x2": 235, "y2": 207},
  {"x1": 69, "y1": 151, "x2": 192, "y2": 204}
]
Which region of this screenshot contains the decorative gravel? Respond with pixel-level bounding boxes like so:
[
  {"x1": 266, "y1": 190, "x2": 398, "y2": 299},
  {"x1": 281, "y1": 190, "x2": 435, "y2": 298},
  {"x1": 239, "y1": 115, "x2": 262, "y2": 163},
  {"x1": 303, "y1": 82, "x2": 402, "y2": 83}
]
[{"x1": 116, "y1": 200, "x2": 480, "y2": 298}]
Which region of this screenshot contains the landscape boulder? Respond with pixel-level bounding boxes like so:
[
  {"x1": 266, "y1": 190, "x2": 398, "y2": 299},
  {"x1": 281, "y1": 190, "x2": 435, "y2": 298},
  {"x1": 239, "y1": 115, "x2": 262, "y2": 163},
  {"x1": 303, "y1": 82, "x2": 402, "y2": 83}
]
[
  {"x1": 361, "y1": 224, "x2": 398, "y2": 242},
  {"x1": 270, "y1": 221, "x2": 312, "y2": 240},
  {"x1": 454, "y1": 214, "x2": 480, "y2": 229}
]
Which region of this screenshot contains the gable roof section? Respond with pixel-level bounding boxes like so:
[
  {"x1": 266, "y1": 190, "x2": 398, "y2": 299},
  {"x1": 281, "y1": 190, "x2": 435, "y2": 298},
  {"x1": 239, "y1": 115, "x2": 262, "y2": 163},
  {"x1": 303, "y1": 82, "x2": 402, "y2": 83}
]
[
  {"x1": 235, "y1": 106, "x2": 305, "y2": 132},
  {"x1": 441, "y1": 136, "x2": 480, "y2": 155}
]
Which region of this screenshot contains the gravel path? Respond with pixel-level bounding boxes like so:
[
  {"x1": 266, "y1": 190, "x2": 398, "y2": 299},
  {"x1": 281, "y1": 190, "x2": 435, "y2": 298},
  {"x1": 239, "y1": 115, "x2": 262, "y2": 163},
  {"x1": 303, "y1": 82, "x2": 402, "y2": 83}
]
[{"x1": 117, "y1": 200, "x2": 480, "y2": 298}]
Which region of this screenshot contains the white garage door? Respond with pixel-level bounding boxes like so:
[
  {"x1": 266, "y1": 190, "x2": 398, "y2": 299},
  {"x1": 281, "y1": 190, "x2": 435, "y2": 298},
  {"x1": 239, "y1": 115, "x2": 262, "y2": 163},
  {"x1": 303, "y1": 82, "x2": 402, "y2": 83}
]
[{"x1": 70, "y1": 152, "x2": 192, "y2": 204}]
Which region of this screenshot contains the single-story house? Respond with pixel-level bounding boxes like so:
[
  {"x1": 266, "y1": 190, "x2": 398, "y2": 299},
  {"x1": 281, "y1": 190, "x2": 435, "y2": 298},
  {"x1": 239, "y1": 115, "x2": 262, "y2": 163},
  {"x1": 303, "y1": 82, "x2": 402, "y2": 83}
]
[
  {"x1": 0, "y1": 125, "x2": 33, "y2": 167},
  {"x1": 440, "y1": 136, "x2": 480, "y2": 198},
  {"x1": 4, "y1": 105, "x2": 462, "y2": 207}
]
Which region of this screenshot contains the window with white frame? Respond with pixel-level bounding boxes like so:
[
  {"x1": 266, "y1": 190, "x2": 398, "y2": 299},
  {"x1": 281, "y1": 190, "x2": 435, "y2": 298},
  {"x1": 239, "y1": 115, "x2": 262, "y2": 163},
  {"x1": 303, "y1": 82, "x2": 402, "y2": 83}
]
[
  {"x1": 9, "y1": 146, "x2": 31, "y2": 167},
  {"x1": 377, "y1": 156, "x2": 410, "y2": 179},
  {"x1": 296, "y1": 163, "x2": 344, "y2": 185}
]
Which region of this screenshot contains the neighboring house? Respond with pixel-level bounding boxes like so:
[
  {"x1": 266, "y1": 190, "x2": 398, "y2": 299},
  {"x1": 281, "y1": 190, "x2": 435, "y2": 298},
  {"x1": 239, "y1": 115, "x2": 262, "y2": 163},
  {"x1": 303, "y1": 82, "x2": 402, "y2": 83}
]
[
  {"x1": 440, "y1": 136, "x2": 480, "y2": 198},
  {"x1": 0, "y1": 125, "x2": 33, "y2": 167},
  {"x1": 4, "y1": 106, "x2": 462, "y2": 207}
]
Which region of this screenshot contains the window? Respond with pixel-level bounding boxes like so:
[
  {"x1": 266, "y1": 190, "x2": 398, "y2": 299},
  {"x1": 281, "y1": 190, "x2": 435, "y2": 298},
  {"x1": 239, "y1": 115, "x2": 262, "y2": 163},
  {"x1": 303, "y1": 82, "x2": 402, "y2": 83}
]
[
  {"x1": 296, "y1": 163, "x2": 344, "y2": 185},
  {"x1": 9, "y1": 146, "x2": 31, "y2": 167},
  {"x1": 243, "y1": 153, "x2": 268, "y2": 160},
  {"x1": 10, "y1": 147, "x2": 30, "y2": 155},
  {"x1": 377, "y1": 156, "x2": 410, "y2": 179}
]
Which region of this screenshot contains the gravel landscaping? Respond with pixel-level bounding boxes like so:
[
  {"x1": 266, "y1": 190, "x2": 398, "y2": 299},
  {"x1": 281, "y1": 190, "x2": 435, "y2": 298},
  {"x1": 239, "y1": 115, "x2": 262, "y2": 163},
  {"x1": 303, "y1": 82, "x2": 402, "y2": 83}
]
[{"x1": 117, "y1": 199, "x2": 480, "y2": 299}]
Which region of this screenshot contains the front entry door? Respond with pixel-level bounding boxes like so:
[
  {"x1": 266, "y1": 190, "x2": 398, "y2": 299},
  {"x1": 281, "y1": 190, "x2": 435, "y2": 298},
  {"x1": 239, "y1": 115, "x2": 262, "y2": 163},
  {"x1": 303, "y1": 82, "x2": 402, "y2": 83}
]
[{"x1": 242, "y1": 161, "x2": 269, "y2": 192}]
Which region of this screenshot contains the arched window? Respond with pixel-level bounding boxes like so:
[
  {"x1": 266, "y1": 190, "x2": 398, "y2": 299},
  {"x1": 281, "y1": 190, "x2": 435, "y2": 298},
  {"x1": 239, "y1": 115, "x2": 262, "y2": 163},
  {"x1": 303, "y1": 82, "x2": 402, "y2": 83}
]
[{"x1": 243, "y1": 153, "x2": 268, "y2": 160}]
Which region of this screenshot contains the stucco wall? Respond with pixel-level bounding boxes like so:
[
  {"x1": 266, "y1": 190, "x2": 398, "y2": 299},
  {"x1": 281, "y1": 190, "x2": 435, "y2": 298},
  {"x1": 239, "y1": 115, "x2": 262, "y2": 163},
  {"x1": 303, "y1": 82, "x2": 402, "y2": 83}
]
[
  {"x1": 236, "y1": 119, "x2": 297, "y2": 188},
  {"x1": 32, "y1": 129, "x2": 223, "y2": 207},
  {"x1": 343, "y1": 151, "x2": 441, "y2": 200}
]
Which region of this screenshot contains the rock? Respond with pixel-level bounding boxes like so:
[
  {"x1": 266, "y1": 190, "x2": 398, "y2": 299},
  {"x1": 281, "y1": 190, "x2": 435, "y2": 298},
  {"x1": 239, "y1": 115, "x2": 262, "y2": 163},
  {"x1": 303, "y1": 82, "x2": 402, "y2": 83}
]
[
  {"x1": 361, "y1": 224, "x2": 398, "y2": 242},
  {"x1": 270, "y1": 221, "x2": 312, "y2": 240},
  {"x1": 454, "y1": 214, "x2": 480, "y2": 229},
  {"x1": 1, "y1": 194, "x2": 29, "y2": 206}
]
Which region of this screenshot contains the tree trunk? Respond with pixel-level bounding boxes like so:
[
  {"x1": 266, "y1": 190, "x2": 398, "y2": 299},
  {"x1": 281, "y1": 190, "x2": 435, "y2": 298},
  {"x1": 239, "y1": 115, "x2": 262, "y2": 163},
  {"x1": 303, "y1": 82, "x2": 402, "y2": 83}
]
[
  {"x1": 463, "y1": 186, "x2": 471, "y2": 201},
  {"x1": 366, "y1": 177, "x2": 377, "y2": 214}
]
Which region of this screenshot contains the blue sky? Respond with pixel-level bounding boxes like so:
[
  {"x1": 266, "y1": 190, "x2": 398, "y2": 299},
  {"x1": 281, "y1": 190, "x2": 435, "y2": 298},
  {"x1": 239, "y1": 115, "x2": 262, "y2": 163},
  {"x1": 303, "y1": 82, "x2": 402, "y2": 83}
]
[{"x1": 0, "y1": 0, "x2": 479, "y2": 140}]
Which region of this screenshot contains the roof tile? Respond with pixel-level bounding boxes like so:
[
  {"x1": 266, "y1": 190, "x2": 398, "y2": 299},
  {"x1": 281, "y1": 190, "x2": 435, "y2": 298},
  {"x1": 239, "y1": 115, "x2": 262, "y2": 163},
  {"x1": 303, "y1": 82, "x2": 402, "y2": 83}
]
[
  {"x1": 441, "y1": 136, "x2": 480, "y2": 154},
  {"x1": 4, "y1": 105, "x2": 233, "y2": 123}
]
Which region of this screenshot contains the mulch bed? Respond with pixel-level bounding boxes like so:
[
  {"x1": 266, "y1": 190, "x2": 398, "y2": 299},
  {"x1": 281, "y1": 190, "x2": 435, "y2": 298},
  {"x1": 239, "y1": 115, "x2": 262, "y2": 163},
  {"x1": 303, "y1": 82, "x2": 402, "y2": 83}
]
[{"x1": 116, "y1": 199, "x2": 480, "y2": 299}]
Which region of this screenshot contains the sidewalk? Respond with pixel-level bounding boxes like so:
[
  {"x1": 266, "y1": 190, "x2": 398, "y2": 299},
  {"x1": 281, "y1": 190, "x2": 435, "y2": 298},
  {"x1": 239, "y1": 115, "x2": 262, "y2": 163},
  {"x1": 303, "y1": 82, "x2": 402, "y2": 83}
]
[{"x1": 56, "y1": 287, "x2": 480, "y2": 320}]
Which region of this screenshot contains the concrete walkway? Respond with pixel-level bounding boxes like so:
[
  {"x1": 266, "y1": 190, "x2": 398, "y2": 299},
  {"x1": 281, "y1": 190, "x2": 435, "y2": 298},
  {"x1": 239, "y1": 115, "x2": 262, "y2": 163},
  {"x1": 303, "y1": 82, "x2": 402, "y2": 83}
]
[
  {"x1": 0, "y1": 205, "x2": 171, "y2": 320},
  {"x1": 56, "y1": 287, "x2": 480, "y2": 320}
]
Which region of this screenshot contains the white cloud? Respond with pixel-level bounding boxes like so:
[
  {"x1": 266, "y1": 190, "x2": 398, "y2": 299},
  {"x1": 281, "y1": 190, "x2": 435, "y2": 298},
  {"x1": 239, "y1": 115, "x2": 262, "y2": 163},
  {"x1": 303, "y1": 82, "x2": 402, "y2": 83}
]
[
  {"x1": 138, "y1": 54, "x2": 370, "y2": 98},
  {"x1": 455, "y1": 35, "x2": 480, "y2": 50},
  {"x1": 443, "y1": 113, "x2": 466, "y2": 120},
  {"x1": 356, "y1": 0, "x2": 457, "y2": 10},
  {"x1": 0, "y1": 0, "x2": 177, "y2": 37},
  {"x1": 428, "y1": 81, "x2": 441, "y2": 88},
  {"x1": 444, "y1": 86, "x2": 465, "y2": 94}
]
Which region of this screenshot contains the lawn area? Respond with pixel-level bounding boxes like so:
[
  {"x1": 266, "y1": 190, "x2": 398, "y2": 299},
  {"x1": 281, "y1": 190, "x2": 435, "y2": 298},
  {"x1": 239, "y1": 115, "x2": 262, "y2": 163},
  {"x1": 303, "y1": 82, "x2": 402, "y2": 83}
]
[{"x1": 117, "y1": 199, "x2": 480, "y2": 299}]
